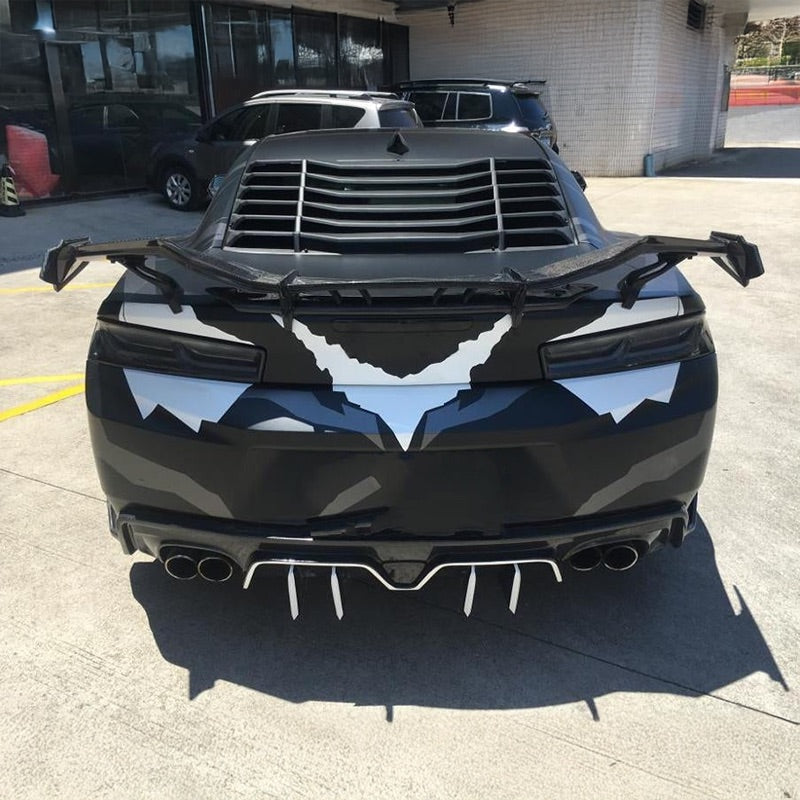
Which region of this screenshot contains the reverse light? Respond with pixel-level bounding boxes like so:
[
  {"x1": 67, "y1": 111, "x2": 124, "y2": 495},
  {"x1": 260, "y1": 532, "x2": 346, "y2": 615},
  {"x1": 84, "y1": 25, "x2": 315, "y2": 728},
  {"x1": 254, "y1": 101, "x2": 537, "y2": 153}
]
[
  {"x1": 540, "y1": 314, "x2": 714, "y2": 380},
  {"x1": 89, "y1": 321, "x2": 265, "y2": 382}
]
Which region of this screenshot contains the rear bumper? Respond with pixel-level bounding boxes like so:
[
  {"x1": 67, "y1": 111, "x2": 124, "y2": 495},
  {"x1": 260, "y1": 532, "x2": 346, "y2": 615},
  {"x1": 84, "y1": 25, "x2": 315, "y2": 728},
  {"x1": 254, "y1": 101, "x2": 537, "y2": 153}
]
[{"x1": 112, "y1": 498, "x2": 696, "y2": 590}]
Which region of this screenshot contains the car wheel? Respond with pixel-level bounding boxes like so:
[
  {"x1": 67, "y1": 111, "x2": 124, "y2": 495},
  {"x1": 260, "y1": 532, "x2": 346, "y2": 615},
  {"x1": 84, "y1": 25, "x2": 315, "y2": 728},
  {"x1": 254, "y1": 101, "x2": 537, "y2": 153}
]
[{"x1": 161, "y1": 165, "x2": 200, "y2": 211}]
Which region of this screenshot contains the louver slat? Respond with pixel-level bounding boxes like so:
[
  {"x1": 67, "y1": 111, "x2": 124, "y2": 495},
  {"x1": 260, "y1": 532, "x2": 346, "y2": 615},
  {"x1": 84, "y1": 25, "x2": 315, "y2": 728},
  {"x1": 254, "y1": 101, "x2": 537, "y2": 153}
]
[
  {"x1": 225, "y1": 157, "x2": 575, "y2": 253},
  {"x1": 495, "y1": 159, "x2": 574, "y2": 248}
]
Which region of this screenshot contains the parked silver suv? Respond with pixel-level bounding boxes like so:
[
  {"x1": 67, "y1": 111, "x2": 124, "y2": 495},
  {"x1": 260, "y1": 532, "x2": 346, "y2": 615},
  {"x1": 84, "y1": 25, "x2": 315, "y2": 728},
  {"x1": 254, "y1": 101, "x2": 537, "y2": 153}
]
[{"x1": 147, "y1": 90, "x2": 421, "y2": 210}]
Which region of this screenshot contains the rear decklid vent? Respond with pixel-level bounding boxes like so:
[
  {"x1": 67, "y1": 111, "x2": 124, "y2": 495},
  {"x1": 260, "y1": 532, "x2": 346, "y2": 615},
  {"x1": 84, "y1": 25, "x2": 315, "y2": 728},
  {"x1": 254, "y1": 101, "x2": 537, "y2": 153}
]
[
  {"x1": 227, "y1": 161, "x2": 302, "y2": 251},
  {"x1": 494, "y1": 159, "x2": 574, "y2": 249},
  {"x1": 225, "y1": 157, "x2": 575, "y2": 253}
]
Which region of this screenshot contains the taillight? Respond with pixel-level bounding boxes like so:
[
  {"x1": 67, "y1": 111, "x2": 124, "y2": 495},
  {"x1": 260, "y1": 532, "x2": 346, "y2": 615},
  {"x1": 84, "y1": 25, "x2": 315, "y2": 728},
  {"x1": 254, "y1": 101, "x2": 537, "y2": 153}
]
[
  {"x1": 89, "y1": 320, "x2": 265, "y2": 382},
  {"x1": 540, "y1": 314, "x2": 714, "y2": 380}
]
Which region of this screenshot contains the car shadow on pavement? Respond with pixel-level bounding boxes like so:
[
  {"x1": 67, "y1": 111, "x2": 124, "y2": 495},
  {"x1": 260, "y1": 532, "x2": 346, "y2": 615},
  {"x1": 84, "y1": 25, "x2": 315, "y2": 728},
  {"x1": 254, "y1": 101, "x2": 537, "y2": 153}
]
[
  {"x1": 129, "y1": 517, "x2": 788, "y2": 719},
  {"x1": 660, "y1": 146, "x2": 800, "y2": 179}
]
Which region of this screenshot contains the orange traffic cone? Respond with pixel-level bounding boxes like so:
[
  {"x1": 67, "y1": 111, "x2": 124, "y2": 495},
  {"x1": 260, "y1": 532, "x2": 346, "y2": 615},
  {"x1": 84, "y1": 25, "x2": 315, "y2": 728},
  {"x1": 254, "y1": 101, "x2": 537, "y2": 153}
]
[{"x1": 0, "y1": 161, "x2": 25, "y2": 217}]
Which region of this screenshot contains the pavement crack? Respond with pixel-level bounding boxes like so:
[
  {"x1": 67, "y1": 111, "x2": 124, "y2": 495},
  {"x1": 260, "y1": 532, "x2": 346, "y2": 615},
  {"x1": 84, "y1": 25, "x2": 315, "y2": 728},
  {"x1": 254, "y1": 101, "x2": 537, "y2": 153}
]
[
  {"x1": 410, "y1": 591, "x2": 799, "y2": 727},
  {"x1": 0, "y1": 466, "x2": 105, "y2": 503},
  {"x1": 513, "y1": 719, "x2": 728, "y2": 800}
]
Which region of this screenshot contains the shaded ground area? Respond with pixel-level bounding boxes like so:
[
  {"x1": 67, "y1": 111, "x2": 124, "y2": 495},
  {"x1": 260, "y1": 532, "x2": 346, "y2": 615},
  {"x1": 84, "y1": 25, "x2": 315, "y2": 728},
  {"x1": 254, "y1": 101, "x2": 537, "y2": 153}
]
[
  {"x1": 725, "y1": 103, "x2": 800, "y2": 146},
  {"x1": 657, "y1": 104, "x2": 800, "y2": 178},
  {"x1": 130, "y1": 520, "x2": 787, "y2": 713},
  {"x1": 661, "y1": 146, "x2": 800, "y2": 178}
]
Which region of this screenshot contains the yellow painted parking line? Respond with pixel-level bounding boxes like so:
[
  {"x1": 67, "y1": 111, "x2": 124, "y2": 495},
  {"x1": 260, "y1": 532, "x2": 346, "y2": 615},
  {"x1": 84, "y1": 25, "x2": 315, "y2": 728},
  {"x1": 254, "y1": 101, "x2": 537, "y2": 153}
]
[
  {"x1": 0, "y1": 373, "x2": 84, "y2": 387},
  {"x1": 0, "y1": 282, "x2": 115, "y2": 295},
  {"x1": 0, "y1": 382, "x2": 84, "y2": 423}
]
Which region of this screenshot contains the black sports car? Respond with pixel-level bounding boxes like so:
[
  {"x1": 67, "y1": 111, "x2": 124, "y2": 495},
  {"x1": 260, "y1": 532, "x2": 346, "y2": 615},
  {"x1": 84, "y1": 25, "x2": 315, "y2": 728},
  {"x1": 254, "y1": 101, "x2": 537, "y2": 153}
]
[{"x1": 42, "y1": 128, "x2": 762, "y2": 618}]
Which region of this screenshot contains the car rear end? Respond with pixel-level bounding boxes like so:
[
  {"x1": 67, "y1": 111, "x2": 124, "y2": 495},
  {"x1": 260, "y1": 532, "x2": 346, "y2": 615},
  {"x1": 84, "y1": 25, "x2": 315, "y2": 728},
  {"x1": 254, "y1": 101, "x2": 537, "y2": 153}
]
[{"x1": 43, "y1": 128, "x2": 761, "y2": 615}]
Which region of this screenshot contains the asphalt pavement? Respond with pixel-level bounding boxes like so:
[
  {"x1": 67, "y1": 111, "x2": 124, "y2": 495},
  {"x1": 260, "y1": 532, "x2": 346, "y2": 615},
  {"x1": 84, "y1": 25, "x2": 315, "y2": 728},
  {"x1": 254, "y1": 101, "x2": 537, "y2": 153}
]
[{"x1": 1, "y1": 134, "x2": 798, "y2": 799}]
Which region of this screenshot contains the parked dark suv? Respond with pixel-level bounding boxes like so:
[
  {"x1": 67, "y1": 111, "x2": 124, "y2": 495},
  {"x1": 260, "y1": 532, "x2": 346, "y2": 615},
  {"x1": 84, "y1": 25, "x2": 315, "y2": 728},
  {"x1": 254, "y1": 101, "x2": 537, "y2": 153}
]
[
  {"x1": 147, "y1": 90, "x2": 420, "y2": 210},
  {"x1": 394, "y1": 79, "x2": 558, "y2": 152}
]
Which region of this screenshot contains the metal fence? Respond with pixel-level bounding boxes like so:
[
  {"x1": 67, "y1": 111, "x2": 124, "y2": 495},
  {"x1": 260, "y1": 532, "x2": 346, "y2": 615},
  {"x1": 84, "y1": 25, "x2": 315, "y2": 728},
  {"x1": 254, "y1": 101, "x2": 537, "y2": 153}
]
[{"x1": 733, "y1": 65, "x2": 800, "y2": 81}]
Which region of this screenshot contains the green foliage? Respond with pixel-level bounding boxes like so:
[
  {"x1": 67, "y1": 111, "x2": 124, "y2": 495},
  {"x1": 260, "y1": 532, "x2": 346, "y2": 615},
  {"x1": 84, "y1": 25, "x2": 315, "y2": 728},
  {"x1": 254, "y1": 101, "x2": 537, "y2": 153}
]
[
  {"x1": 735, "y1": 15, "x2": 800, "y2": 67},
  {"x1": 737, "y1": 56, "x2": 795, "y2": 67}
]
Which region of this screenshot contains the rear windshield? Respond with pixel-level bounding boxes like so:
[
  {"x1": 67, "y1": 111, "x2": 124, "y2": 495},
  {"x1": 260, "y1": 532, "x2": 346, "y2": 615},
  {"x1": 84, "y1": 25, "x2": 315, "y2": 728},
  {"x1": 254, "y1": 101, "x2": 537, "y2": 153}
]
[
  {"x1": 514, "y1": 94, "x2": 550, "y2": 129},
  {"x1": 378, "y1": 108, "x2": 420, "y2": 128}
]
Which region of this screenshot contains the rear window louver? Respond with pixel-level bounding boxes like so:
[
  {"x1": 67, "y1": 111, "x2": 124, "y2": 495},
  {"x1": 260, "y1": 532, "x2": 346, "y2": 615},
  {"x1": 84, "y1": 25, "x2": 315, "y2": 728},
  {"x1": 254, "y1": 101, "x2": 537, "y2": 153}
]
[{"x1": 225, "y1": 157, "x2": 575, "y2": 253}]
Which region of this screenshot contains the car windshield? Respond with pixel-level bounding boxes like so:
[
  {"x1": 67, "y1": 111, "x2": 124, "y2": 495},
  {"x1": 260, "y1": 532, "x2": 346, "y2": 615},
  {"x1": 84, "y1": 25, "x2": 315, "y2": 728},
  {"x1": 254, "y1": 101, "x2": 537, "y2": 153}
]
[
  {"x1": 378, "y1": 108, "x2": 420, "y2": 128},
  {"x1": 514, "y1": 94, "x2": 550, "y2": 128}
]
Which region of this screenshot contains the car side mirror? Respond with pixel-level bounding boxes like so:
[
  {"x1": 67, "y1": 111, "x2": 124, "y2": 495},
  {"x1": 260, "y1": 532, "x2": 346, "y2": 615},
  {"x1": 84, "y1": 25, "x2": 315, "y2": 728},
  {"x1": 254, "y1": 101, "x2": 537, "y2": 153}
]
[{"x1": 195, "y1": 129, "x2": 210, "y2": 143}]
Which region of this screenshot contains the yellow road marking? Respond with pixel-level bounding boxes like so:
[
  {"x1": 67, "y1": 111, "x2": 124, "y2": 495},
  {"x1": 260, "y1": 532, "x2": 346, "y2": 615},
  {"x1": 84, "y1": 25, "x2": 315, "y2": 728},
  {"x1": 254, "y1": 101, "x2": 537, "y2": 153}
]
[
  {"x1": 0, "y1": 282, "x2": 115, "y2": 295},
  {"x1": 0, "y1": 382, "x2": 85, "y2": 423},
  {"x1": 0, "y1": 373, "x2": 84, "y2": 387}
]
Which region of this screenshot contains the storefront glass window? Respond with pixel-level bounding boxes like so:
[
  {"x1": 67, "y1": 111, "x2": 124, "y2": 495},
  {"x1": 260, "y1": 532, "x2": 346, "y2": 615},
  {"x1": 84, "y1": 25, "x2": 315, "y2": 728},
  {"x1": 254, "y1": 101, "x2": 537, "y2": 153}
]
[
  {"x1": 3, "y1": 2, "x2": 409, "y2": 201},
  {"x1": 0, "y1": 0, "x2": 62, "y2": 199},
  {"x1": 339, "y1": 16, "x2": 382, "y2": 90},
  {"x1": 49, "y1": 0, "x2": 200, "y2": 193},
  {"x1": 292, "y1": 10, "x2": 337, "y2": 88},
  {"x1": 204, "y1": 5, "x2": 409, "y2": 112},
  {"x1": 383, "y1": 22, "x2": 409, "y2": 88},
  {"x1": 208, "y1": 5, "x2": 270, "y2": 110},
  {"x1": 268, "y1": 9, "x2": 295, "y2": 88}
]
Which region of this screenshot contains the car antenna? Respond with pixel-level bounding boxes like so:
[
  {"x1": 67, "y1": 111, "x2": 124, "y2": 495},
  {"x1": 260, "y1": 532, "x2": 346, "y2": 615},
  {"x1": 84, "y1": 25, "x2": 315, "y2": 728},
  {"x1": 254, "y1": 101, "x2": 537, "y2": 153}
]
[{"x1": 386, "y1": 132, "x2": 410, "y2": 156}]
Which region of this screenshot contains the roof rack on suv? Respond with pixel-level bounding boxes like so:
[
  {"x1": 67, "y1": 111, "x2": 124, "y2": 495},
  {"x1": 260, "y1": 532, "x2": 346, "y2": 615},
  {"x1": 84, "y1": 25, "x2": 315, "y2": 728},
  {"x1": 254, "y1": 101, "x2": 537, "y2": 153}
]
[
  {"x1": 395, "y1": 79, "x2": 546, "y2": 88},
  {"x1": 250, "y1": 89, "x2": 399, "y2": 100}
]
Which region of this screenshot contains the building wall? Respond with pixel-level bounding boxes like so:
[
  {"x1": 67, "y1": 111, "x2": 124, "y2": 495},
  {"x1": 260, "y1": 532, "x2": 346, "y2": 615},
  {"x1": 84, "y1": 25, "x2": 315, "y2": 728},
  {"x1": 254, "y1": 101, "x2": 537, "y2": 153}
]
[
  {"x1": 400, "y1": 0, "x2": 744, "y2": 176},
  {"x1": 648, "y1": 6, "x2": 742, "y2": 171}
]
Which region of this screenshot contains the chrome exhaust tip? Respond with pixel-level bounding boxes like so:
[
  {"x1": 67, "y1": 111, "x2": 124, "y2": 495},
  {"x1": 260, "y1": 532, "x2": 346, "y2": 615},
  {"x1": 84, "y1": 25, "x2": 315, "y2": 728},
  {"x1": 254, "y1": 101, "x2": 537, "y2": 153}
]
[
  {"x1": 568, "y1": 546, "x2": 603, "y2": 572},
  {"x1": 602, "y1": 543, "x2": 640, "y2": 572},
  {"x1": 164, "y1": 552, "x2": 198, "y2": 580},
  {"x1": 197, "y1": 555, "x2": 234, "y2": 583}
]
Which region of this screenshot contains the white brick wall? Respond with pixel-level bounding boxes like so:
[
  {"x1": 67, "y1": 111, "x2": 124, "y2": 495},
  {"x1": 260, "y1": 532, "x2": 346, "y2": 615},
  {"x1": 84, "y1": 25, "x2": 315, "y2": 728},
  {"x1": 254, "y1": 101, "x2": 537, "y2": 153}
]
[{"x1": 399, "y1": 0, "x2": 744, "y2": 176}]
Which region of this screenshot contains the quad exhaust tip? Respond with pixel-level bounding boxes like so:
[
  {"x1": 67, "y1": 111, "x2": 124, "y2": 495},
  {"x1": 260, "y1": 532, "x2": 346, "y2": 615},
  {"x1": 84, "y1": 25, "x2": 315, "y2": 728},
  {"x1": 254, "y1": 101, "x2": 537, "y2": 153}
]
[
  {"x1": 163, "y1": 549, "x2": 236, "y2": 583},
  {"x1": 568, "y1": 546, "x2": 603, "y2": 572},
  {"x1": 164, "y1": 552, "x2": 197, "y2": 581},
  {"x1": 602, "y1": 543, "x2": 640, "y2": 572},
  {"x1": 197, "y1": 555, "x2": 234, "y2": 583},
  {"x1": 568, "y1": 541, "x2": 643, "y2": 572}
]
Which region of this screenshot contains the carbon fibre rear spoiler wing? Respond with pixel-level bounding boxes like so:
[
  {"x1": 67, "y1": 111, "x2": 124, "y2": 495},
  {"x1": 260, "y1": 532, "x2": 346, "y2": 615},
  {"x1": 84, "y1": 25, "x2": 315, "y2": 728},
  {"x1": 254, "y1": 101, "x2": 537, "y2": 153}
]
[{"x1": 41, "y1": 230, "x2": 763, "y2": 316}]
